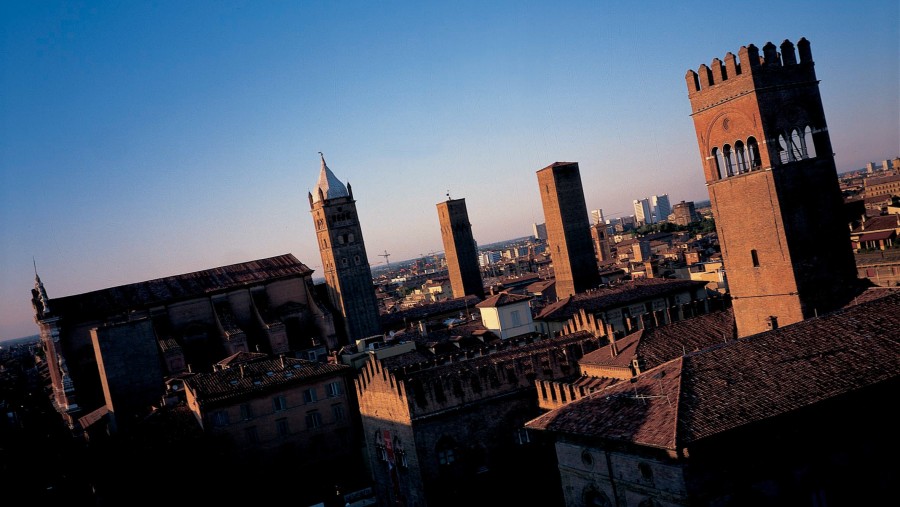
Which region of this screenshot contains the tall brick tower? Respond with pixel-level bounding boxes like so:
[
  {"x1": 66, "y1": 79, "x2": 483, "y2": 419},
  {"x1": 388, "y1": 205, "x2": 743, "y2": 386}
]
[
  {"x1": 537, "y1": 162, "x2": 600, "y2": 297},
  {"x1": 685, "y1": 38, "x2": 857, "y2": 337},
  {"x1": 309, "y1": 153, "x2": 382, "y2": 343},
  {"x1": 437, "y1": 197, "x2": 485, "y2": 299}
]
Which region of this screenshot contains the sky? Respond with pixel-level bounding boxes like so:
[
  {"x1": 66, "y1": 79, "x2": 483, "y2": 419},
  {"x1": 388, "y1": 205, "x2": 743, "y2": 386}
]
[{"x1": 1, "y1": 1, "x2": 898, "y2": 340}]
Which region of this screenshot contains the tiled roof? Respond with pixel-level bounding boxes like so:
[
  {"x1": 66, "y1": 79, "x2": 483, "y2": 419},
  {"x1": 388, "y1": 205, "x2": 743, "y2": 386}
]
[
  {"x1": 851, "y1": 215, "x2": 900, "y2": 234},
  {"x1": 50, "y1": 254, "x2": 312, "y2": 322},
  {"x1": 380, "y1": 295, "x2": 481, "y2": 328},
  {"x1": 580, "y1": 330, "x2": 643, "y2": 369},
  {"x1": 535, "y1": 278, "x2": 708, "y2": 321},
  {"x1": 216, "y1": 351, "x2": 268, "y2": 367},
  {"x1": 527, "y1": 358, "x2": 683, "y2": 450},
  {"x1": 390, "y1": 331, "x2": 595, "y2": 382},
  {"x1": 185, "y1": 356, "x2": 350, "y2": 406},
  {"x1": 577, "y1": 310, "x2": 736, "y2": 371},
  {"x1": 476, "y1": 292, "x2": 532, "y2": 308},
  {"x1": 527, "y1": 292, "x2": 900, "y2": 449}
]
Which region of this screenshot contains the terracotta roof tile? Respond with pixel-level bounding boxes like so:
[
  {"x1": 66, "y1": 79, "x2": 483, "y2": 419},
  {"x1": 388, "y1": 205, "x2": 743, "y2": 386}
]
[
  {"x1": 527, "y1": 292, "x2": 900, "y2": 450},
  {"x1": 476, "y1": 292, "x2": 532, "y2": 308},
  {"x1": 535, "y1": 278, "x2": 708, "y2": 321}
]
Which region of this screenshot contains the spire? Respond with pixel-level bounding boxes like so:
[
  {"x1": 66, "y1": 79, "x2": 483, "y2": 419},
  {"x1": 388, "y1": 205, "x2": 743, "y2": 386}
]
[
  {"x1": 312, "y1": 152, "x2": 349, "y2": 204},
  {"x1": 33, "y1": 258, "x2": 51, "y2": 317}
]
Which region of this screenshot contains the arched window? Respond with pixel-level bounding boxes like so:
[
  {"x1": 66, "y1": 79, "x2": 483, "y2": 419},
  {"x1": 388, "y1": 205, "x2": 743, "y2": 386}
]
[
  {"x1": 790, "y1": 127, "x2": 805, "y2": 159},
  {"x1": 722, "y1": 144, "x2": 735, "y2": 176},
  {"x1": 778, "y1": 134, "x2": 791, "y2": 164},
  {"x1": 747, "y1": 137, "x2": 761, "y2": 169},
  {"x1": 803, "y1": 126, "x2": 817, "y2": 158},
  {"x1": 582, "y1": 486, "x2": 611, "y2": 507},
  {"x1": 711, "y1": 147, "x2": 723, "y2": 179},
  {"x1": 734, "y1": 140, "x2": 747, "y2": 174}
]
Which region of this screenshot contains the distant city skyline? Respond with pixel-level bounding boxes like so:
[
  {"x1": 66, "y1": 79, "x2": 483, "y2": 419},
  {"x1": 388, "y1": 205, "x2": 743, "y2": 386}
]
[{"x1": 2, "y1": 1, "x2": 898, "y2": 340}]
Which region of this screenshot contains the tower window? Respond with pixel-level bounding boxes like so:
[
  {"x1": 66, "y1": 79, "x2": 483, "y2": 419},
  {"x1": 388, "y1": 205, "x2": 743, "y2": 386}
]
[{"x1": 751, "y1": 249, "x2": 760, "y2": 267}]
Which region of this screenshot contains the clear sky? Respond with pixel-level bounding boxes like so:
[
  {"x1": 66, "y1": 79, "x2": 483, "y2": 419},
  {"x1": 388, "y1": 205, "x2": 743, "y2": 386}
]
[{"x1": 1, "y1": 1, "x2": 898, "y2": 340}]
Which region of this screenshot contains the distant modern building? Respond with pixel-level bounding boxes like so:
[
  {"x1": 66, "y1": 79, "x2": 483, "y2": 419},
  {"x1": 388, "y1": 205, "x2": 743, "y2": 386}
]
[
  {"x1": 632, "y1": 198, "x2": 652, "y2": 225},
  {"x1": 651, "y1": 194, "x2": 671, "y2": 223},
  {"x1": 685, "y1": 37, "x2": 858, "y2": 337},
  {"x1": 309, "y1": 154, "x2": 383, "y2": 343},
  {"x1": 537, "y1": 162, "x2": 601, "y2": 297},
  {"x1": 532, "y1": 222, "x2": 548, "y2": 241},
  {"x1": 590, "y1": 209, "x2": 604, "y2": 225},
  {"x1": 436, "y1": 198, "x2": 485, "y2": 299}
]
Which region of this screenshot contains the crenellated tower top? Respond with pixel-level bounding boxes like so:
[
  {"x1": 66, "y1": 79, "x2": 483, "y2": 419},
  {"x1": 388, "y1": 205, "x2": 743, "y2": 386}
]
[{"x1": 686, "y1": 38, "x2": 815, "y2": 113}]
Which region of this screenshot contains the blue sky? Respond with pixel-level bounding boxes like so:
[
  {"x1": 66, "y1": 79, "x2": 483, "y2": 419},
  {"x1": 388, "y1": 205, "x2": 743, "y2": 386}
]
[{"x1": 2, "y1": 1, "x2": 898, "y2": 340}]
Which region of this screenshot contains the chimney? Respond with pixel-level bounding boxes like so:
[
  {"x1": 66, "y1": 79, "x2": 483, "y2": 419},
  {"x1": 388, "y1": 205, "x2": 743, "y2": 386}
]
[
  {"x1": 240, "y1": 364, "x2": 245, "y2": 378},
  {"x1": 609, "y1": 336, "x2": 618, "y2": 357},
  {"x1": 280, "y1": 355, "x2": 285, "y2": 369}
]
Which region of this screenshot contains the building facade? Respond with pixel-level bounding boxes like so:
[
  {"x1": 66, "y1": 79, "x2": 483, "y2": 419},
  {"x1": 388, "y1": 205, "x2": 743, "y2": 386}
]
[
  {"x1": 633, "y1": 198, "x2": 652, "y2": 225},
  {"x1": 309, "y1": 154, "x2": 383, "y2": 343},
  {"x1": 651, "y1": 194, "x2": 671, "y2": 223},
  {"x1": 537, "y1": 162, "x2": 601, "y2": 297},
  {"x1": 685, "y1": 38, "x2": 858, "y2": 337},
  {"x1": 31, "y1": 254, "x2": 336, "y2": 433},
  {"x1": 436, "y1": 198, "x2": 485, "y2": 299}
]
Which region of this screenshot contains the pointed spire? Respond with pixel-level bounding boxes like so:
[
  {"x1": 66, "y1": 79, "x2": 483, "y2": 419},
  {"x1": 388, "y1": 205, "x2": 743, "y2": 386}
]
[
  {"x1": 33, "y1": 257, "x2": 51, "y2": 316},
  {"x1": 312, "y1": 152, "x2": 349, "y2": 204}
]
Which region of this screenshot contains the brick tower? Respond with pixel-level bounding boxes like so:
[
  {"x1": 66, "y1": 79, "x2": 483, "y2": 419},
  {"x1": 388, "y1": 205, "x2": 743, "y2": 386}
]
[
  {"x1": 536, "y1": 162, "x2": 600, "y2": 297},
  {"x1": 309, "y1": 153, "x2": 382, "y2": 343},
  {"x1": 685, "y1": 38, "x2": 857, "y2": 337},
  {"x1": 437, "y1": 197, "x2": 485, "y2": 299}
]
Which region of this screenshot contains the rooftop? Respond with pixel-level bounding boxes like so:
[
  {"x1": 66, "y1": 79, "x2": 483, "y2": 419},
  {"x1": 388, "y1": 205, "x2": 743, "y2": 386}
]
[
  {"x1": 536, "y1": 278, "x2": 708, "y2": 321},
  {"x1": 48, "y1": 254, "x2": 312, "y2": 322},
  {"x1": 527, "y1": 291, "x2": 900, "y2": 450}
]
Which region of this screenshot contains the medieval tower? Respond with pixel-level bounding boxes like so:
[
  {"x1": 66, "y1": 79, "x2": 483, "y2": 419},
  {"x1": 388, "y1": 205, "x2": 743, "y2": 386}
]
[
  {"x1": 537, "y1": 162, "x2": 601, "y2": 297},
  {"x1": 685, "y1": 38, "x2": 858, "y2": 337},
  {"x1": 437, "y1": 197, "x2": 485, "y2": 299},
  {"x1": 309, "y1": 154, "x2": 382, "y2": 343}
]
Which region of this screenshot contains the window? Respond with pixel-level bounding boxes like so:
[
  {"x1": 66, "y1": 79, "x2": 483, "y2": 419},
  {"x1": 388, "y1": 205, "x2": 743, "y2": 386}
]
[
  {"x1": 326, "y1": 381, "x2": 343, "y2": 398},
  {"x1": 307, "y1": 350, "x2": 318, "y2": 361},
  {"x1": 273, "y1": 395, "x2": 288, "y2": 412},
  {"x1": 306, "y1": 410, "x2": 322, "y2": 429},
  {"x1": 581, "y1": 450, "x2": 594, "y2": 467},
  {"x1": 438, "y1": 448, "x2": 455, "y2": 465},
  {"x1": 240, "y1": 403, "x2": 254, "y2": 420},
  {"x1": 516, "y1": 428, "x2": 530, "y2": 445},
  {"x1": 211, "y1": 410, "x2": 229, "y2": 427},
  {"x1": 751, "y1": 249, "x2": 760, "y2": 267},
  {"x1": 303, "y1": 388, "x2": 318, "y2": 404},
  {"x1": 510, "y1": 310, "x2": 521, "y2": 327},
  {"x1": 245, "y1": 426, "x2": 259, "y2": 444},
  {"x1": 437, "y1": 437, "x2": 456, "y2": 466},
  {"x1": 276, "y1": 417, "x2": 290, "y2": 437},
  {"x1": 332, "y1": 403, "x2": 345, "y2": 421}
]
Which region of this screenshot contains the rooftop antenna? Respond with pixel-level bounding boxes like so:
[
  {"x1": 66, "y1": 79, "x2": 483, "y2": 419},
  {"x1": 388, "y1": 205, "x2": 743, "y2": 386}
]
[{"x1": 446, "y1": 189, "x2": 452, "y2": 201}]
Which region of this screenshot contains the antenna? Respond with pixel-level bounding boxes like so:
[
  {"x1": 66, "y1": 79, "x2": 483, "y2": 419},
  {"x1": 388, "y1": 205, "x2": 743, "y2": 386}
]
[
  {"x1": 33, "y1": 257, "x2": 38, "y2": 277},
  {"x1": 379, "y1": 250, "x2": 391, "y2": 268},
  {"x1": 446, "y1": 189, "x2": 452, "y2": 200}
]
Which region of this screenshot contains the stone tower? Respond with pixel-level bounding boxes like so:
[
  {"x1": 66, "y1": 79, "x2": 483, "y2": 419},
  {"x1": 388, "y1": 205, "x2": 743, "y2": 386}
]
[
  {"x1": 436, "y1": 197, "x2": 485, "y2": 299},
  {"x1": 536, "y1": 162, "x2": 600, "y2": 297},
  {"x1": 685, "y1": 38, "x2": 857, "y2": 337},
  {"x1": 309, "y1": 154, "x2": 382, "y2": 343}
]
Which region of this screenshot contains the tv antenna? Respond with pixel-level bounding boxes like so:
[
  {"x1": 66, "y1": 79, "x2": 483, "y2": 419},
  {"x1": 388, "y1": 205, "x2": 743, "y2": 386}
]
[{"x1": 379, "y1": 250, "x2": 391, "y2": 267}]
